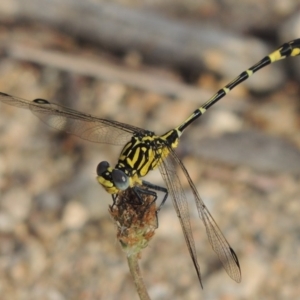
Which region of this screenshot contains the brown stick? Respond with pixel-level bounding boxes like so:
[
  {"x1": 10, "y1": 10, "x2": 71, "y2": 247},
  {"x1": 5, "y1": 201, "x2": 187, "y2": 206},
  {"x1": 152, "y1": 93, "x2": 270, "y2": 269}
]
[
  {"x1": 4, "y1": 42, "x2": 211, "y2": 101},
  {"x1": 127, "y1": 254, "x2": 151, "y2": 300},
  {"x1": 0, "y1": 0, "x2": 283, "y2": 92}
]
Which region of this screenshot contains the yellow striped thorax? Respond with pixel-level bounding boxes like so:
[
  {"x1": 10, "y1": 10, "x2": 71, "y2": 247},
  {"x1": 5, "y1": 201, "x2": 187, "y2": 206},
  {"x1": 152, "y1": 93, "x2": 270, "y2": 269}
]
[{"x1": 96, "y1": 129, "x2": 180, "y2": 194}]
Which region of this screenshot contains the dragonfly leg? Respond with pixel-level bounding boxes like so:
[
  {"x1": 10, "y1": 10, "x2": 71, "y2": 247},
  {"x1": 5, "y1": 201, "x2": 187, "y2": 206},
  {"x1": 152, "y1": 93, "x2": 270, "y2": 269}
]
[
  {"x1": 133, "y1": 184, "x2": 157, "y2": 206},
  {"x1": 141, "y1": 180, "x2": 168, "y2": 213},
  {"x1": 110, "y1": 194, "x2": 118, "y2": 210}
]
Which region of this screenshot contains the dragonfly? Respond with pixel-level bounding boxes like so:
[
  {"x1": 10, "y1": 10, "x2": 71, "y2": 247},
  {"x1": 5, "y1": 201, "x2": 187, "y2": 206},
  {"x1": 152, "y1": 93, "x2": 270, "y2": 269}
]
[{"x1": 1, "y1": 38, "x2": 299, "y2": 287}]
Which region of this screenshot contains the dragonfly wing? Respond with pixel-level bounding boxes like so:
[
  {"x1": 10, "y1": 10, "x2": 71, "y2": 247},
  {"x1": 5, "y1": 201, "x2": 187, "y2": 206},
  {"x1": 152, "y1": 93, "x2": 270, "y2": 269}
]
[
  {"x1": 0, "y1": 92, "x2": 144, "y2": 145},
  {"x1": 158, "y1": 151, "x2": 203, "y2": 288},
  {"x1": 168, "y1": 148, "x2": 241, "y2": 283}
]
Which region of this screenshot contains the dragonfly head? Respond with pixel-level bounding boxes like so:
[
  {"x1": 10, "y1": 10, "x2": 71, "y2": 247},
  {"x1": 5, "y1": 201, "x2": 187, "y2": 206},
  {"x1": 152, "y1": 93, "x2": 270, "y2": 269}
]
[{"x1": 96, "y1": 161, "x2": 130, "y2": 194}]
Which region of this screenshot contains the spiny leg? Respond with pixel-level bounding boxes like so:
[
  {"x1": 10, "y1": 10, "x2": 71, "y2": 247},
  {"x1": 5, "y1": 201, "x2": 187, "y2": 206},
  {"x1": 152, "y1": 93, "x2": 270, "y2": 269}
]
[
  {"x1": 133, "y1": 185, "x2": 157, "y2": 206},
  {"x1": 141, "y1": 180, "x2": 168, "y2": 213},
  {"x1": 130, "y1": 185, "x2": 159, "y2": 228}
]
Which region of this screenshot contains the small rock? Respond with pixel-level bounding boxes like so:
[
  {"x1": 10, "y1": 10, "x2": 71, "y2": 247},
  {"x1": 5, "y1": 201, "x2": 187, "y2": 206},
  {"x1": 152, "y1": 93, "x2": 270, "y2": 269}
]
[{"x1": 62, "y1": 201, "x2": 88, "y2": 230}]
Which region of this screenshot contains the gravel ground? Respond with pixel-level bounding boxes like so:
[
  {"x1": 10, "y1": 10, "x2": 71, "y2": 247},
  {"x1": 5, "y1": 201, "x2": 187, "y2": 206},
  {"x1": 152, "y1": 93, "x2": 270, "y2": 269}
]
[{"x1": 0, "y1": 2, "x2": 300, "y2": 300}]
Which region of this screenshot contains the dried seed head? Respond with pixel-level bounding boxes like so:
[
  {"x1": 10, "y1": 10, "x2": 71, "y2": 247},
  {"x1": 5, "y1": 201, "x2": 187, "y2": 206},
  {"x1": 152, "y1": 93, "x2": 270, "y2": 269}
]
[{"x1": 109, "y1": 186, "x2": 157, "y2": 256}]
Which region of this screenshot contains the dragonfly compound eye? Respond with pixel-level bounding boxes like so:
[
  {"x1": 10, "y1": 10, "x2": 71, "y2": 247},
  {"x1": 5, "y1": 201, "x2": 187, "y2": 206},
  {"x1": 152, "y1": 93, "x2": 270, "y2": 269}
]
[
  {"x1": 111, "y1": 169, "x2": 129, "y2": 190},
  {"x1": 96, "y1": 161, "x2": 110, "y2": 176}
]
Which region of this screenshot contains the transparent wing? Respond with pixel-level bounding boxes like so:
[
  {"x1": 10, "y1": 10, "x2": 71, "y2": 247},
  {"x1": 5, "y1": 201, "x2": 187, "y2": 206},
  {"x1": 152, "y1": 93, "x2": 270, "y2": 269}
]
[
  {"x1": 158, "y1": 151, "x2": 203, "y2": 288},
  {"x1": 0, "y1": 92, "x2": 145, "y2": 145},
  {"x1": 160, "y1": 148, "x2": 241, "y2": 283}
]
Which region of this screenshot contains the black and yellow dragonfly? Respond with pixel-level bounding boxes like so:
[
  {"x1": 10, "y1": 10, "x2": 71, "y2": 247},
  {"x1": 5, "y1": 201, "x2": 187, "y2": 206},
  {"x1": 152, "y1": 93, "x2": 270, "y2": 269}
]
[{"x1": 1, "y1": 39, "x2": 300, "y2": 287}]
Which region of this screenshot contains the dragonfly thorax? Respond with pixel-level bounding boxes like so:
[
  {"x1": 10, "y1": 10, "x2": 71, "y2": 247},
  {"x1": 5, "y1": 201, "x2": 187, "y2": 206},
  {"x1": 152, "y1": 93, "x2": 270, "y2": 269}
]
[
  {"x1": 96, "y1": 129, "x2": 177, "y2": 194},
  {"x1": 118, "y1": 132, "x2": 174, "y2": 178}
]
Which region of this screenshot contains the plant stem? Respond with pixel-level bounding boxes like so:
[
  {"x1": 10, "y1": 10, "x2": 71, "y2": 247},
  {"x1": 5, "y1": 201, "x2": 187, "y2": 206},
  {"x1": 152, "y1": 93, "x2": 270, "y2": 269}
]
[{"x1": 127, "y1": 253, "x2": 151, "y2": 300}]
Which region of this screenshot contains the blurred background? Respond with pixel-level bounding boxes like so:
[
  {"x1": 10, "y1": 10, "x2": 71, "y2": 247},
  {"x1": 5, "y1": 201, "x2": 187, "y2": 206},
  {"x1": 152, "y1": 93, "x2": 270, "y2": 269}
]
[{"x1": 0, "y1": 1, "x2": 300, "y2": 299}]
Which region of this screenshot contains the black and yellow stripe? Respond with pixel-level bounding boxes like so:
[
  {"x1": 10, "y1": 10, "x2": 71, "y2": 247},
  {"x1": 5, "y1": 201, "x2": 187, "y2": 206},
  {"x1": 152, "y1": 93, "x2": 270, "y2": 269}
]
[{"x1": 176, "y1": 38, "x2": 300, "y2": 134}]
